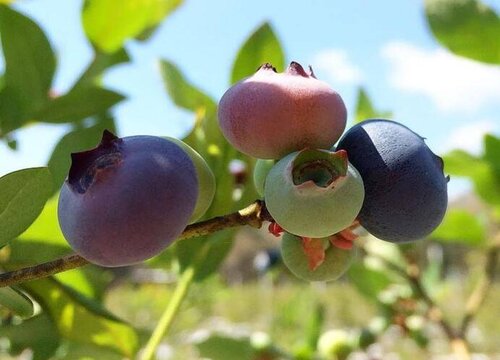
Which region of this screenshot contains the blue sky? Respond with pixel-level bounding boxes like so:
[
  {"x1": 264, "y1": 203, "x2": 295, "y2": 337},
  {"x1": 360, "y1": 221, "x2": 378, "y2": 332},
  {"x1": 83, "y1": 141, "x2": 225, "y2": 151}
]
[{"x1": 1, "y1": 0, "x2": 500, "y2": 198}]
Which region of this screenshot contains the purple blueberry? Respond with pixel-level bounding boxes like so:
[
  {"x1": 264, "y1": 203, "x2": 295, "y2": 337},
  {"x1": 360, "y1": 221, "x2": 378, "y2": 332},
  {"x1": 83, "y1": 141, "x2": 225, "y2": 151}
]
[
  {"x1": 58, "y1": 130, "x2": 198, "y2": 267},
  {"x1": 336, "y1": 119, "x2": 448, "y2": 242}
]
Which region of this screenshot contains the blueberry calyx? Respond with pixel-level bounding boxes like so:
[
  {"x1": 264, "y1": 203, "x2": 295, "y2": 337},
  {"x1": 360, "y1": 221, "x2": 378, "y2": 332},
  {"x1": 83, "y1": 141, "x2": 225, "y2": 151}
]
[
  {"x1": 291, "y1": 149, "x2": 348, "y2": 189},
  {"x1": 68, "y1": 130, "x2": 123, "y2": 194}
]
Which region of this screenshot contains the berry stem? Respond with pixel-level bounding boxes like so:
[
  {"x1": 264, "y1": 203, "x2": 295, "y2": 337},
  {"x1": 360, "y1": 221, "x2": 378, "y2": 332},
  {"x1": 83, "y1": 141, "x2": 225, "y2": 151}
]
[{"x1": 0, "y1": 200, "x2": 273, "y2": 288}]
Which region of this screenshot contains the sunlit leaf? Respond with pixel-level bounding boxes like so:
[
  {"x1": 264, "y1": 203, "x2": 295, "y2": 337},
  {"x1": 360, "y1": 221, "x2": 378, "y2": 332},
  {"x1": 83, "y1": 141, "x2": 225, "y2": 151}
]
[
  {"x1": 18, "y1": 196, "x2": 66, "y2": 245},
  {"x1": 24, "y1": 278, "x2": 138, "y2": 357},
  {"x1": 431, "y1": 209, "x2": 486, "y2": 246},
  {"x1": 82, "y1": 0, "x2": 183, "y2": 53},
  {"x1": 34, "y1": 87, "x2": 124, "y2": 124},
  {"x1": 0, "y1": 286, "x2": 34, "y2": 318},
  {"x1": 425, "y1": 0, "x2": 500, "y2": 64},
  {"x1": 0, "y1": 167, "x2": 52, "y2": 247},
  {"x1": 231, "y1": 22, "x2": 285, "y2": 84}
]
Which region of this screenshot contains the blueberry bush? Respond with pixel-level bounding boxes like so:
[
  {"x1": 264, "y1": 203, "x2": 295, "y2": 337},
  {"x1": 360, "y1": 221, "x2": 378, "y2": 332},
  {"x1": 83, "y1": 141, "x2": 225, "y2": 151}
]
[{"x1": 0, "y1": 1, "x2": 499, "y2": 359}]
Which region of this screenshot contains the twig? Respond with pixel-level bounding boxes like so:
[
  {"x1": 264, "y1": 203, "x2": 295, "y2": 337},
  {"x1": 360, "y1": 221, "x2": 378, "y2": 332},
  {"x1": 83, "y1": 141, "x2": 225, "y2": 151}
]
[
  {"x1": 0, "y1": 200, "x2": 272, "y2": 288},
  {"x1": 459, "y1": 242, "x2": 499, "y2": 337}
]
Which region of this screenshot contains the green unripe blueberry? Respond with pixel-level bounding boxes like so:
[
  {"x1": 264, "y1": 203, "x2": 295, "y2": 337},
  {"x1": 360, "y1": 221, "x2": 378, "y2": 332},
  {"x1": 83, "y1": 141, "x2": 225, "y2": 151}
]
[
  {"x1": 253, "y1": 159, "x2": 275, "y2": 197},
  {"x1": 166, "y1": 137, "x2": 216, "y2": 223},
  {"x1": 265, "y1": 149, "x2": 364, "y2": 238},
  {"x1": 281, "y1": 233, "x2": 355, "y2": 282}
]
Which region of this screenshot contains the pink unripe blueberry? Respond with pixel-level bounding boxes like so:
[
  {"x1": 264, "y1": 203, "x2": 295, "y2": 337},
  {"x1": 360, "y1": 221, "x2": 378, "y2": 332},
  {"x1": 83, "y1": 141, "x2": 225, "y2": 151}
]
[{"x1": 218, "y1": 62, "x2": 347, "y2": 159}]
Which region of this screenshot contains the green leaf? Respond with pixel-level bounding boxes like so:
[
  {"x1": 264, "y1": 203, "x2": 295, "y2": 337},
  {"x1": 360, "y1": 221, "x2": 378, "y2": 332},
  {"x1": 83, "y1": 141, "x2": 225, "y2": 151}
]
[
  {"x1": 48, "y1": 116, "x2": 116, "y2": 192},
  {"x1": 174, "y1": 229, "x2": 235, "y2": 281},
  {"x1": 24, "y1": 278, "x2": 138, "y2": 357},
  {"x1": 0, "y1": 87, "x2": 25, "y2": 134},
  {"x1": 0, "y1": 5, "x2": 55, "y2": 114},
  {"x1": 348, "y1": 260, "x2": 393, "y2": 300},
  {"x1": 34, "y1": 87, "x2": 124, "y2": 124},
  {"x1": 0, "y1": 167, "x2": 52, "y2": 247},
  {"x1": 0, "y1": 314, "x2": 60, "y2": 360},
  {"x1": 196, "y1": 333, "x2": 255, "y2": 360},
  {"x1": 82, "y1": 0, "x2": 183, "y2": 53},
  {"x1": 0, "y1": 286, "x2": 34, "y2": 318},
  {"x1": 231, "y1": 22, "x2": 285, "y2": 84},
  {"x1": 443, "y1": 150, "x2": 500, "y2": 206},
  {"x1": 159, "y1": 60, "x2": 216, "y2": 112},
  {"x1": 425, "y1": 0, "x2": 500, "y2": 64},
  {"x1": 73, "y1": 48, "x2": 130, "y2": 90},
  {"x1": 431, "y1": 209, "x2": 486, "y2": 246},
  {"x1": 354, "y1": 87, "x2": 392, "y2": 124},
  {"x1": 159, "y1": 59, "x2": 259, "y2": 280},
  {"x1": 304, "y1": 303, "x2": 325, "y2": 351}
]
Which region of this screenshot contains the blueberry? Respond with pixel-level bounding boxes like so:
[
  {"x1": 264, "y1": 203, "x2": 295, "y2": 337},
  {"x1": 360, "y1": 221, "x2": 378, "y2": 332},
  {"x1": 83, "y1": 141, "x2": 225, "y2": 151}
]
[
  {"x1": 336, "y1": 119, "x2": 448, "y2": 242},
  {"x1": 58, "y1": 130, "x2": 198, "y2": 267}
]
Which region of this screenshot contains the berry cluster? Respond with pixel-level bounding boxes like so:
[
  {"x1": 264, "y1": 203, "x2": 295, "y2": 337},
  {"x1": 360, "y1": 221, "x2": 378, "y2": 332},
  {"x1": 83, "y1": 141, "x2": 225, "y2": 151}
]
[
  {"x1": 57, "y1": 61, "x2": 447, "y2": 280},
  {"x1": 218, "y1": 61, "x2": 448, "y2": 282}
]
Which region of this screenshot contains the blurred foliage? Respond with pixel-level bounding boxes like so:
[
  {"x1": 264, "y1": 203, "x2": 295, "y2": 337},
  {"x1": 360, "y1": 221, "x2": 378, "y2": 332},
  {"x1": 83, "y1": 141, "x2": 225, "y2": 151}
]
[
  {"x1": 0, "y1": 287, "x2": 33, "y2": 318},
  {"x1": 353, "y1": 87, "x2": 392, "y2": 124},
  {"x1": 432, "y1": 209, "x2": 486, "y2": 246},
  {"x1": 442, "y1": 134, "x2": 500, "y2": 220}
]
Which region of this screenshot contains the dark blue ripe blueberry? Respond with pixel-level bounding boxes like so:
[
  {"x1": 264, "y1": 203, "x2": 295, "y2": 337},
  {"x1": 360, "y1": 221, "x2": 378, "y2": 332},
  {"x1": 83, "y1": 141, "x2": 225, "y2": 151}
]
[
  {"x1": 58, "y1": 130, "x2": 198, "y2": 267},
  {"x1": 336, "y1": 119, "x2": 448, "y2": 243}
]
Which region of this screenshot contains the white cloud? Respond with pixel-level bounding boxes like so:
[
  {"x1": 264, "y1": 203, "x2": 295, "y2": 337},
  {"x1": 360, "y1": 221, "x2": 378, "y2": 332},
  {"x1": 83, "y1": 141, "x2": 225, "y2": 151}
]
[
  {"x1": 312, "y1": 49, "x2": 362, "y2": 84},
  {"x1": 440, "y1": 120, "x2": 498, "y2": 156},
  {"x1": 382, "y1": 42, "x2": 500, "y2": 112}
]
